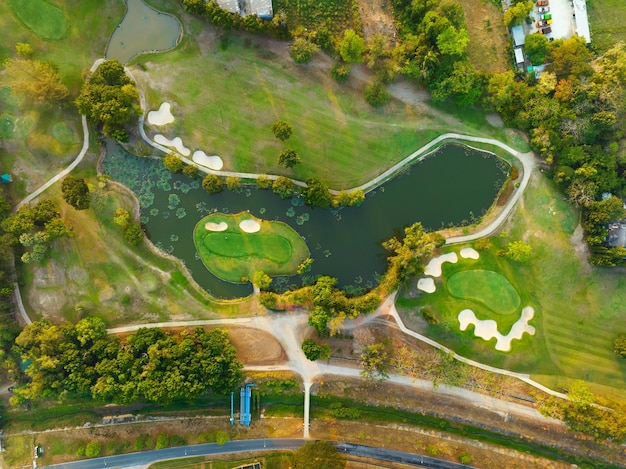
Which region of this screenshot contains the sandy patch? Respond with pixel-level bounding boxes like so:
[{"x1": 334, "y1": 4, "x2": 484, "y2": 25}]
[
  {"x1": 417, "y1": 277, "x2": 436, "y2": 293},
  {"x1": 193, "y1": 150, "x2": 223, "y2": 170},
  {"x1": 424, "y1": 252, "x2": 458, "y2": 277},
  {"x1": 485, "y1": 112, "x2": 505, "y2": 128},
  {"x1": 239, "y1": 219, "x2": 261, "y2": 233},
  {"x1": 154, "y1": 134, "x2": 190, "y2": 156},
  {"x1": 147, "y1": 102, "x2": 174, "y2": 126},
  {"x1": 205, "y1": 221, "x2": 228, "y2": 231},
  {"x1": 460, "y1": 247, "x2": 479, "y2": 259},
  {"x1": 458, "y1": 306, "x2": 535, "y2": 352}
]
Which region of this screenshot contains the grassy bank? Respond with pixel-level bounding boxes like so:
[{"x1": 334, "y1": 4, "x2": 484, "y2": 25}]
[{"x1": 588, "y1": 0, "x2": 626, "y2": 53}]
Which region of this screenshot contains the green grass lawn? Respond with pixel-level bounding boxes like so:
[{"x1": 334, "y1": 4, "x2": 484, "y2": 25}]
[
  {"x1": 194, "y1": 212, "x2": 309, "y2": 283},
  {"x1": 398, "y1": 172, "x2": 626, "y2": 398},
  {"x1": 447, "y1": 270, "x2": 521, "y2": 315},
  {"x1": 7, "y1": 0, "x2": 67, "y2": 40},
  {"x1": 588, "y1": 0, "x2": 626, "y2": 52}
]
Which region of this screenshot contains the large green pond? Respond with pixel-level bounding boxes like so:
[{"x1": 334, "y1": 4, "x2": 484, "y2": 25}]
[
  {"x1": 106, "y1": 0, "x2": 181, "y2": 64},
  {"x1": 103, "y1": 142, "x2": 509, "y2": 298}
]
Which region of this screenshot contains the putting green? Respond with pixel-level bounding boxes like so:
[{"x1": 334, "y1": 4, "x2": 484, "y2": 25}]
[
  {"x1": 447, "y1": 270, "x2": 521, "y2": 315},
  {"x1": 8, "y1": 0, "x2": 67, "y2": 40},
  {"x1": 194, "y1": 212, "x2": 309, "y2": 283}
]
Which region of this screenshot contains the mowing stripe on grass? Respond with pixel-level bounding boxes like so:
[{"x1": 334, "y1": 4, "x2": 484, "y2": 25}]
[
  {"x1": 203, "y1": 232, "x2": 292, "y2": 263},
  {"x1": 8, "y1": 0, "x2": 67, "y2": 40}
]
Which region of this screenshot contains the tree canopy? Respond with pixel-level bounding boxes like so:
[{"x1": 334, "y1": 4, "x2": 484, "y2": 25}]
[
  {"x1": 4, "y1": 58, "x2": 68, "y2": 103},
  {"x1": 61, "y1": 175, "x2": 91, "y2": 210},
  {"x1": 12, "y1": 320, "x2": 243, "y2": 405},
  {"x1": 340, "y1": 29, "x2": 366, "y2": 63}
]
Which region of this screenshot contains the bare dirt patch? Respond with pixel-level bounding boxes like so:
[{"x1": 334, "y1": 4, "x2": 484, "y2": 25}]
[
  {"x1": 457, "y1": 0, "x2": 509, "y2": 73},
  {"x1": 226, "y1": 326, "x2": 287, "y2": 365},
  {"x1": 355, "y1": 0, "x2": 397, "y2": 42}
]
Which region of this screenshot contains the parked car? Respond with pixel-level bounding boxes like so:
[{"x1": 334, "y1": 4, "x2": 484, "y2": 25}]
[
  {"x1": 537, "y1": 0, "x2": 549, "y2": 5},
  {"x1": 541, "y1": 26, "x2": 552, "y2": 34},
  {"x1": 541, "y1": 13, "x2": 552, "y2": 20},
  {"x1": 538, "y1": 6, "x2": 550, "y2": 12},
  {"x1": 536, "y1": 19, "x2": 552, "y2": 27}
]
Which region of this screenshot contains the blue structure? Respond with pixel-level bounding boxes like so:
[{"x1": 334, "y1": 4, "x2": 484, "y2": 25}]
[
  {"x1": 230, "y1": 391, "x2": 235, "y2": 426},
  {"x1": 239, "y1": 383, "x2": 254, "y2": 426},
  {"x1": 0, "y1": 174, "x2": 12, "y2": 184}
]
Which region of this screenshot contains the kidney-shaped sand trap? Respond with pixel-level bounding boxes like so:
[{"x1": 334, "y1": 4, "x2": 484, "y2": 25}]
[
  {"x1": 417, "y1": 277, "x2": 436, "y2": 293},
  {"x1": 424, "y1": 252, "x2": 458, "y2": 277},
  {"x1": 458, "y1": 306, "x2": 535, "y2": 352},
  {"x1": 205, "y1": 221, "x2": 228, "y2": 231},
  {"x1": 193, "y1": 150, "x2": 223, "y2": 171},
  {"x1": 239, "y1": 219, "x2": 261, "y2": 233},
  {"x1": 460, "y1": 247, "x2": 479, "y2": 259},
  {"x1": 147, "y1": 102, "x2": 175, "y2": 126},
  {"x1": 154, "y1": 134, "x2": 190, "y2": 156}
]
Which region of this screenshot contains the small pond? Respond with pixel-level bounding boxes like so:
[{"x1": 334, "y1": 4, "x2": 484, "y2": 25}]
[
  {"x1": 103, "y1": 142, "x2": 509, "y2": 299},
  {"x1": 106, "y1": 0, "x2": 182, "y2": 64}
]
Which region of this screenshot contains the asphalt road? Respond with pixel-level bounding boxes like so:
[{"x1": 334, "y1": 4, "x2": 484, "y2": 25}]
[{"x1": 41, "y1": 439, "x2": 476, "y2": 469}]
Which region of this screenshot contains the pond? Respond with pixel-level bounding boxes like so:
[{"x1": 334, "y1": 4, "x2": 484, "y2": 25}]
[
  {"x1": 103, "y1": 142, "x2": 509, "y2": 299},
  {"x1": 106, "y1": 0, "x2": 182, "y2": 64}
]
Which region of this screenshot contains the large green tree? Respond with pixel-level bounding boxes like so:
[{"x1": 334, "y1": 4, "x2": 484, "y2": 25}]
[
  {"x1": 61, "y1": 175, "x2": 90, "y2": 210},
  {"x1": 303, "y1": 177, "x2": 332, "y2": 208},
  {"x1": 340, "y1": 29, "x2": 366, "y2": 63}
]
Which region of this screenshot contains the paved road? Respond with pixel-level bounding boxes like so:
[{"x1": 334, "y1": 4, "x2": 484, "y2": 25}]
[{"x1": 41, "y1": 439, "x2": 475, "y2": 469}]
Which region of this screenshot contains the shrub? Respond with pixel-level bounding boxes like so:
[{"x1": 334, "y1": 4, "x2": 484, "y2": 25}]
[
  {"x1": 328, "y1": 402, "x2": 361, "y2": 419},
  {"x1": 215, "y1": 430, "x2": 230, "y2": 445},
  {"x1": 256, "y1": 175, "x2": 272, "y2": 189},
  {"x1": 290, "y1": 38, "x2": 318, "y2": 63},
  {"x1": 124, "y1": 223, "x2": 144, "y2": 245},
  {"x1": 113, "y1": 207, "x2": 130, "y2": 228},
  {"x1": 202, "y1": 174, "x2": 224, "y2": 194},
  {"x1": 458, "y1": 452, "x2": 472, "y2": 464},
  {"x1": 474, "y1": 237, "x2": 492, "y2": 251},
  {"x1": 163, "y1": 153, "x2": 184, "y2": 173},
  {"x1": 183, "y1": 164, "x2": 199, "y2": 178},
  {"x1": 76, "y1": 446, "x2": 86, "y2": 457},
  {"x1": 226, "y1": 176, "x2": 241, "y2": 190},
  {"x1": 271, "y1": 120, "x2": 292, "y2": 141},
  {"x1": 259, "y1": 291, "x2": 279, "y2": 310},
  {"x1": 421, "y1": 307, "x2": 440, "y2": 325},
  {"x1": 272, "y1": 176, "x2": 296, "y2": 199},
  {"x1": 302, "y1": 339, "x2": 332, "y2": 361},
  {"x1": 85, "y1": 441, "x2": 101, "y2": 458},
  {"x1": 615, "y1": 333, "x2": 626, "y2": 358},
  {"x1": 364, "y1": 81, "x2": 391, "y2": 107},
  {"x1": 133, "y1": 435, "x2": 150, "y2": 451},
  {"x1": 278, "y1": 149, "x2": 301, "y2": 168},
  {"x1": 155, "y1": 434, "x2": 169, "y2": 450},
  {"x1": 331, "y1": 63, "x2": 350, "y2": 82},
  {"x1": 16, "y1": 42, "x2": 34, "y2": 58},
  {"x1": 253, "y1": 271, "x2": 272, "y2": 290}
]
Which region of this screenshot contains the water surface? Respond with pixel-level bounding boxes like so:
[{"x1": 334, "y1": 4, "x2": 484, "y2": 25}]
[
  {"x1": 103, "y1": 142, "x2": 508, "y2": 298},
  {"x1": 106, "y1": 0, "x2": 181, "y2": 63}
]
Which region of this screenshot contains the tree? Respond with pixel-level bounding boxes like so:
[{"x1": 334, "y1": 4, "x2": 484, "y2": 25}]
[
  {"x1": 124, "y1": 223, "x2": 144, "y2": 245},
  {"x1": 271, "y1": 120, "x2": 292, "y2": 141},
  {"x1": 163, "y1": 153, "x2": 184, "y2": 173},
  {"x1": 256, "y1": 175, "x2": 272, "y2": 189},
  {"x1": 272, "y1": 176, "x2": 296, "y2": 199},
  {"x1": 225, "y1": 176, "x2": 241, "y2": 190},
  {"x1": 202, "y1": 174, "x2": 224, "y2": 194},
  {"x1": 503, "y1": 1, "x2": 533, "y2": 27},
  {"x1": 524, "y1": 33, "x2": 549, "y2": 65},
  {"x1": 614, "y1": 334, "x2": 626, "y2": 358},
  {"x1": 331, "y1": 63, "x2": 351, "y2": 82},
  {"x1": 182, "y1": 164, "x2": 199, "y2": 178},
  {"x1": 364, "y1": 81, "x2": 391, "y2": 107},
  {"x1": 15, "y1": 43, "x2": 34, "y2": 58},
  {"x1": 293, "y1": 441, "x2": 346, "y2": 469},
  {"x1": 252, "y1": 271, "x2": 272, "y2": 290},
  {"x1": 303, "y1": 177, "x2": 331, "y2": 208},
  {"x1": 74, "y1": 60, "x2": 140, "y2": 140},
  {"x1": 290, "y1": 38, "x2": 318, "y2": 63},
  {"x1": 436, "y1": 25, "x2": 469, "y2": 56},
  {"x1": 547, "y1": 36, "x2": 593, "y2": 79},
  {"x1": 308, "y1": 306, "x2": 330, "y2": 335},
  {"x1": 85, "y1": 441, "x2": 101, "y2": 458},
  {"x1": 4, "y1": 58, "x2": 68, "y2": 103},
  {"x1": 301, "y1": 339, "x2": 331, "y2": 361},
  {"x1": 505, "y1": 240, "x2": 532, "y2": 262},
  {"x1": 113, "y1": 207, "x2": 131, "y2": 228},
  {"x1": 278, "y1": 149, "x2": 301, "y2": 168},
  {"x1": 360, "y1": 341, "x2": 391, "y2": 381},
  {"x1": 61, "y1": 176, "x2": 90, "y2": 210},
  {"x1": 340, "y1": 29, "x2": 366, "y2": 64}
]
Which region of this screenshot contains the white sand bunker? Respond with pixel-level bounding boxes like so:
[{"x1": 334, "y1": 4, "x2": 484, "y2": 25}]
[
  {"x1": 239, "y1": 219, "x2": 261, "y2": 233},
  {"x1": 460, "y1": 247, "x2": 479, "y2": 259},
  {"x1": 154, "y1": 134, "x2": 190, "y2": 156},
  {"x1": 417, "y1": 277, "x2": 436, "y2": 293},
  {"x1": 424, "y1": 252, "x2": 458, "y2": 277},
  {"x1": 458, "y1": 306, "x2": 535, "y2": 352},
  {"x1": 205, "y1": 221, "x2": 228, "y2": 231},
  {"x1": 193, "y1": 150, "x2": 223, "y2": 171},
  {"x1": 147, "y1": 102, "x2": 174, "y2": 126}
]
